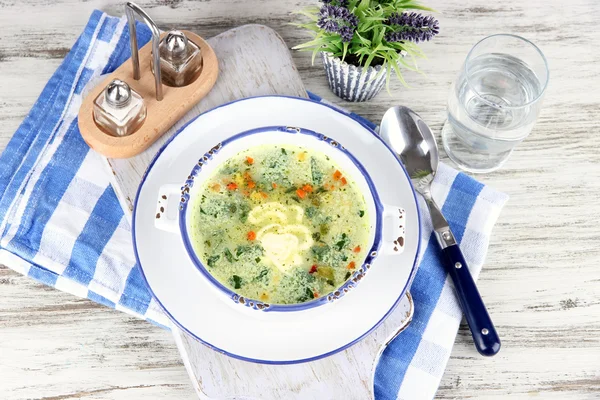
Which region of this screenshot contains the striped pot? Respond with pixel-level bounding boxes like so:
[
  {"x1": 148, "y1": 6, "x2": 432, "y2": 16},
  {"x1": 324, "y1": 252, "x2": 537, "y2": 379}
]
[{"x1": 321, "y1": 52, "x2": 386, "y2": 102}]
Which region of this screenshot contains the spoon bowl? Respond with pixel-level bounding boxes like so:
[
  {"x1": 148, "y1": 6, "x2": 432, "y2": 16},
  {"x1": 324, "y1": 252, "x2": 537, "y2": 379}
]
[{"x1": 380, "y1": 106, "x2": 439, "y2": 188}]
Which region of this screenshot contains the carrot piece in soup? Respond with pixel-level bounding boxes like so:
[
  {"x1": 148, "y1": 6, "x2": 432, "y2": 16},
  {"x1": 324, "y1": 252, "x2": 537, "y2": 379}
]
[
  {"x1": 247, "y1": 231, "x2": 256, "y2": 241},
  {"x1": 333, "y1": 170, "x2": 342, "y2": 180},
  {"x1": 296, "y1": 189, "x2": 306, "y2": 199},
  {"x1": 227, "y1": 182, "x2": 238, "y2": 190}
]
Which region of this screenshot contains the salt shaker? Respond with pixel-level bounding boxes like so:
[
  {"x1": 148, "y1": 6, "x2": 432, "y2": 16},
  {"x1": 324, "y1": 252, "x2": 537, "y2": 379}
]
[
  {"x1": 92, "y1": 79, "x2": 147, "y2": 137},
  {"x1": 154, "y1": 30, "x2": 203, "y2": 87}
]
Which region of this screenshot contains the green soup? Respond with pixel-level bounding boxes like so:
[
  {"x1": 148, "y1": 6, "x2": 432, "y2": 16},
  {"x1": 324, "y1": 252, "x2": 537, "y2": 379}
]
[{"x1": 189, "y1": 144, "x2": 370, "y2": 305}]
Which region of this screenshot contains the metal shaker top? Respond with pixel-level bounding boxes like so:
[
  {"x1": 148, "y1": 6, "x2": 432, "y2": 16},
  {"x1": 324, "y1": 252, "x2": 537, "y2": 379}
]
[
  {"x1": 105, "y1": 79, "x2": 132, "y2": 108},
  {"x1": 162, "y1": 30, "x2": 190, "y2": 60}
]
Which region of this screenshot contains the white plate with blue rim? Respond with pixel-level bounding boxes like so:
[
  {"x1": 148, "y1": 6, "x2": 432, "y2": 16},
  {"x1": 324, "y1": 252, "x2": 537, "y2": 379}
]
[{"x1": 133, "y1": 96, "x2": 420, "y2": 364}]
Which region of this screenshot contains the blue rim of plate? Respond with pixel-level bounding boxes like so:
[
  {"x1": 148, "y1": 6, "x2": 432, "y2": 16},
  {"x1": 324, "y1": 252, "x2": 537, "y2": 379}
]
[
  {"x1": 178, "y1": 125, "x2": 384, "y2": 313},
  {"x1": 132, "y1": 95, "x2": 422, "y2": 365}
]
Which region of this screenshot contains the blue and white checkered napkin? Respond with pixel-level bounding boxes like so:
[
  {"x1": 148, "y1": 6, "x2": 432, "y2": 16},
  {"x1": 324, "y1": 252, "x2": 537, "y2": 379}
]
[{"x1": 0, "y1": 11, "x2": 508, "y2": 400}]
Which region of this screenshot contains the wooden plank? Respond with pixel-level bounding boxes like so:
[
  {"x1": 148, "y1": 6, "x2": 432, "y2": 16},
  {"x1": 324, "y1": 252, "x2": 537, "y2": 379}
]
[
  {"x1": 0, "y1": 0, "x2": 599, "y2": 399},
  {"x1": 0, "y1": 264, "x2": 197, "y2": 400}
]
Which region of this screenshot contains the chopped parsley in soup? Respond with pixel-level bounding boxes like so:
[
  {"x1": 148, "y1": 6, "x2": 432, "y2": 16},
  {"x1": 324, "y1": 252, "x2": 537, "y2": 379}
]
[{"x1": 189, "y1": 144, "x2": 370, "y2": 305}]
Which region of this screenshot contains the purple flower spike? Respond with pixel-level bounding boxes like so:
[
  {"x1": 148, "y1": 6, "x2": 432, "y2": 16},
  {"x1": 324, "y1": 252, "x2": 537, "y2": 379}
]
[
  {"x1": 339, "y1": 26, "x2": 354, "y2": 42},
  {"x1": 385, "y1": 12, "x2": 439, "y2": 43},
  {"x1": 319, "y1": 18, "x2": 340, "y2": 33},
  {"x1": 317, "y1": 5, "x2": 359, "y2": 42}
]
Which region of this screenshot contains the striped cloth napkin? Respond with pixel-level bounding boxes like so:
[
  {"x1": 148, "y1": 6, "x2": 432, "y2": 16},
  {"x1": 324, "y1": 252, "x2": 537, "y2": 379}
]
[
  {"x1": 0, "y1": 11, "x2": 508, "y2": 400},
  {"x1": 313, "y1": 97, "x2": 508, "y2": 399}
]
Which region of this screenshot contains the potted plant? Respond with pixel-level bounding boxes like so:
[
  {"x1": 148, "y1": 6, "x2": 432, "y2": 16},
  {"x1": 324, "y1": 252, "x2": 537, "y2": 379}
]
[{"x1": 293, "y1": 0, "x2": 439, "y2": 102}]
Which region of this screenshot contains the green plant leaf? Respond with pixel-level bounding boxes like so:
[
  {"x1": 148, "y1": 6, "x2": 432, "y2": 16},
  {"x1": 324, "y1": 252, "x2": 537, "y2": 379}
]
[
  {"x1": 362, "y1": 52, "x2": 376, "y2": 70},
  {"x1": 397, "y1": 55, "x2": 422, "y2": 73},
  {"x1": 311, "y1": 48, "x2": 320, "y2": 65},
  {"x1": 355, "y1": 31, "x2": 371, "y2": 46},
  {"x1": 293, "y1": 9, "x2": 320, "y2": 21},
  {"x1": 397, "y1": 2, "x2": 436, "y2": 12},
  {"x1": 363, "y1": 16, "x2": 387, "y2": 22},
  {"x1": 290, "y1": 22, "x2": 321, "y2": 33},
  {"x1": 356, "y1": 0, "x2": 371, "y2": 14},
  {"x1": 378, "y1": 44, "x2": 399, "y2": 51},
  {"x1": 376, "y1": 27, "x2": 386, "y2": 45},
  {"x1": 292, "y1": 37, "x2": 329, "y2": 50},
  {"x1": 391, "y1": 56, "x2": 409, "y2": 87},
  {"x1": 329, "y1": 38, "x2": 343, "y2": 52},
  {"x1": 385, "y1": 54, "x2": 393, "y2": 93}
]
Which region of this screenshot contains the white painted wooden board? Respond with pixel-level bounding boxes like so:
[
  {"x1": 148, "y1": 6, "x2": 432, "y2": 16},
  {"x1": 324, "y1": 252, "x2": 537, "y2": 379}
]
[
  {"x1": 174, "y1": 299, "x2": 414, "y2": 400},
  {"x1": 106, "y1": 24, "x2": 414, "y2": 400},
  {"x1": 0, "y1": 0, "x2": 599, "y2": 399}
]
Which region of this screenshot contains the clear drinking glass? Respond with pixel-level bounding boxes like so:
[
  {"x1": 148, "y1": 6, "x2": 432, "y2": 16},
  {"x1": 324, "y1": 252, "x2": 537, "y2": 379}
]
[{"x1": 442, "y1": 34, "x2": 549, "y2": 173}]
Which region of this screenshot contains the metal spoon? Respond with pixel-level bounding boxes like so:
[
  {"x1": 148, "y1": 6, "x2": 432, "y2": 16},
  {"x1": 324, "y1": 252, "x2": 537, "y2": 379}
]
[{"x1": 380, "y1": 106, "x2": 501, "y2": 356}]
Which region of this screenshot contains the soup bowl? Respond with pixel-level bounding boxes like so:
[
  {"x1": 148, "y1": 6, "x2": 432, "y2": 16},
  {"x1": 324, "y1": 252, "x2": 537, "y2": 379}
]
[{"x1": 154, "y1": 126, "x2": 405, "y2": 313}]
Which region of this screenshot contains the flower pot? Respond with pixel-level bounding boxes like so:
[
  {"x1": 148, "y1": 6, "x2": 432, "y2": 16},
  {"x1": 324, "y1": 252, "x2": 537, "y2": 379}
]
[{"x1": 321, "y1": 52, "x2": 386, "y2": 102}]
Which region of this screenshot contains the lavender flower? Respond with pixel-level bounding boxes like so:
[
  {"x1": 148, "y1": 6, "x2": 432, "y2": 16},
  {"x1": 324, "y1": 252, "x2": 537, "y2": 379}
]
[
  {"x1": 317, "y1": 5, "x2": 358, "y2": 42},
  {"x1": 339, "y1": 26, "x2": 354, "y2": 42},
  {"x1": 384, "y1": 12, "x2": 439, "y2": 43}
]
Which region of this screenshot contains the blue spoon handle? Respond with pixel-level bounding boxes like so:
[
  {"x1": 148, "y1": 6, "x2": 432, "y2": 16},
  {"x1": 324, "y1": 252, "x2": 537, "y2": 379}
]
[{"x1": 442, "y1": 244, "x2": 501, "y2": 356}]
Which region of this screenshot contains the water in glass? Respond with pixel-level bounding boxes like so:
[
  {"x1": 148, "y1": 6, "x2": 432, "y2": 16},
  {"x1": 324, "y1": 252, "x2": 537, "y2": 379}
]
[{"x1": 442, "y1": 35, "x2": 548, "y2": 173}]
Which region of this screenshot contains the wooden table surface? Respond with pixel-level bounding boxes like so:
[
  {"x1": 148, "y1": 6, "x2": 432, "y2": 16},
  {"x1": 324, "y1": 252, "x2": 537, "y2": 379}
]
[{"x1": 1, "y1": 0, "x2": 599, "y2": 399}]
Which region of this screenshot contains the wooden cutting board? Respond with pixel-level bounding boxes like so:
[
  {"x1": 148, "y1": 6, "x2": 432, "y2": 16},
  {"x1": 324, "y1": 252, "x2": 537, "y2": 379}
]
[{"x1": 102, "y1": 24, "x2": 414, "y2": 400}]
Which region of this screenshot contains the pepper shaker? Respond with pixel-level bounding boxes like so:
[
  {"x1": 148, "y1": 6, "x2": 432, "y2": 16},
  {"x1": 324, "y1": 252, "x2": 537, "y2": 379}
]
[
  {"x1": 92, "y1": 79, "x2": 147, "y2": 137},
  {"x1": 154, "y1": 30, "x2": 204, "y2": 87}
]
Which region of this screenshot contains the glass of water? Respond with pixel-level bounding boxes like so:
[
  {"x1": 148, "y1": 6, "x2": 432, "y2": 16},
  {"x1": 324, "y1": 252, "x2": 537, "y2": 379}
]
[{"x1": 442, "y1": 34, "x2": 549, "y2": 173}]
